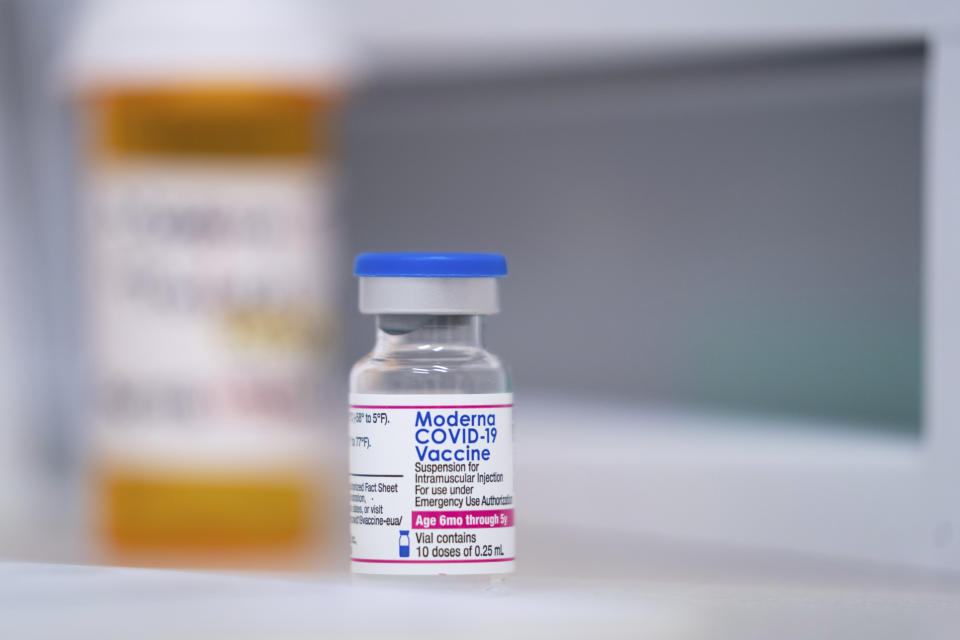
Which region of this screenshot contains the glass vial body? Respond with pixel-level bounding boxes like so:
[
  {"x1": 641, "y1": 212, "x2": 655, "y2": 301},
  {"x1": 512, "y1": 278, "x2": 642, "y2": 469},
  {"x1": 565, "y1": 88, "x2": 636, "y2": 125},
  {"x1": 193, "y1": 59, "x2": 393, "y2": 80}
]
[
  {"x1": 350, "y1": 313, "x2": 512, "y2": 587},
  {"x1": 351, "y1": 315, "x2": 510, "y2": 395}
]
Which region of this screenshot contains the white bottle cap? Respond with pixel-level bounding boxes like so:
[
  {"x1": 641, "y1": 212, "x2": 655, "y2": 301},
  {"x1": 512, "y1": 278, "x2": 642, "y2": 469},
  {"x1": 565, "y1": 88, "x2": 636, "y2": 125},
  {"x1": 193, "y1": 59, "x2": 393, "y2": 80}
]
[{"x1": 61, "y1": 0, "x2": 352, "y2": 90}]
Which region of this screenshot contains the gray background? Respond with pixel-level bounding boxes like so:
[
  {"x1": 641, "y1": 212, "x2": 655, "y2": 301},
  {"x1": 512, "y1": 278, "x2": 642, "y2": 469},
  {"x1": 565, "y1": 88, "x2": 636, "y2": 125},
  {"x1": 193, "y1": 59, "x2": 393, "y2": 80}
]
[
  {"x1": 0, "y1": 0, "x2": 923, "y2": 439},
  {"x1": 340, "y1": 45, "x2": 923, "y2": 430}
]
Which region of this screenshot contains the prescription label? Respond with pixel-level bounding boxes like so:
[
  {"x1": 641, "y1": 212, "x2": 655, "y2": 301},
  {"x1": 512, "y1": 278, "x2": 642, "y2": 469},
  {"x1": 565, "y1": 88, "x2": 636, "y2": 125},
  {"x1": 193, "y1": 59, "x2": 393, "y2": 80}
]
[{"x1": 349, "y1": 393, "x2": 515, "y2": 575}]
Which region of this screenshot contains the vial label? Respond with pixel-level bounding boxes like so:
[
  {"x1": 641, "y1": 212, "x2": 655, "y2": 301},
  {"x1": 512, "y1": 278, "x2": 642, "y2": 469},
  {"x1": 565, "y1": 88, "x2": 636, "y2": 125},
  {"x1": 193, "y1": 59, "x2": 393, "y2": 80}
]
[{"x1": 349, "y1": 393, "x2": 515, "y2": 575}]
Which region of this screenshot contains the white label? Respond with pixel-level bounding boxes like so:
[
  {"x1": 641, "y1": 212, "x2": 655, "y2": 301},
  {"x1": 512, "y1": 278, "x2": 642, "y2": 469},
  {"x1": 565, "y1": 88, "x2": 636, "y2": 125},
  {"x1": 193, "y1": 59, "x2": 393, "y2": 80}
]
[
  {"x1": 87, "y1": 162, "x2": 337, "y2": 468},
  {"x1": 349, "y1": 393, "x2": 515, "y2": 575}
]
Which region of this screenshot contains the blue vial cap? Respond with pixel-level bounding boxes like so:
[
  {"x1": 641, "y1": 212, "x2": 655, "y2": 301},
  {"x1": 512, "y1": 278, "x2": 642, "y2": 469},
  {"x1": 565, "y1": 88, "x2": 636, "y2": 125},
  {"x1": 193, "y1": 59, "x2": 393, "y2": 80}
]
[{"x1": 354, "y1": 253, "x2": 507, "y2": 278}]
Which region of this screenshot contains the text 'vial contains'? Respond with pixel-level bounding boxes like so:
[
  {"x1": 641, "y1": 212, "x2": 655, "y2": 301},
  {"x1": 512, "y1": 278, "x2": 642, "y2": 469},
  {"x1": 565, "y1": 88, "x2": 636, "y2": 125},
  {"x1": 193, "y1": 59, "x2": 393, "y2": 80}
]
[{"x1": 349, "y1": 253, "x2": 515, "y2": 576}]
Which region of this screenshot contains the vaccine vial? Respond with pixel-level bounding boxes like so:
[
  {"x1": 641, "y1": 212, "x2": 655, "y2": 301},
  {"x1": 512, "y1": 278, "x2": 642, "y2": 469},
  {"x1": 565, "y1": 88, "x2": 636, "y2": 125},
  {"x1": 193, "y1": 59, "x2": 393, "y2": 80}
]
[{"x1": 349, "y1": 253, "x2": 515, "y2": 581}]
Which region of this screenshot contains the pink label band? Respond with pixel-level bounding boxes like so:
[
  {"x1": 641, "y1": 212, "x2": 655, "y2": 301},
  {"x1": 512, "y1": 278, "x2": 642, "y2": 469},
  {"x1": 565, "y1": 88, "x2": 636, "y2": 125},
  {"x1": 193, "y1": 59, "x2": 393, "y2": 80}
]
[
  {"x1": 412, "y1": 508, "x2": 514, "y2": 529},
  {"x1": 351, "y1": 557, "x2": 514, "y2": 564},
  {"x1": 350, "y1": 404, "x2": 513, "y2": 409}
]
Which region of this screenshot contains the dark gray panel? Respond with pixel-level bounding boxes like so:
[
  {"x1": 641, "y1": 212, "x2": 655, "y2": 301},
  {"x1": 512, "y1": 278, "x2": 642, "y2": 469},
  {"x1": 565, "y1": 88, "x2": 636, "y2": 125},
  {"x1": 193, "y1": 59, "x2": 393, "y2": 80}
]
[{"x1": 340, "y1": 46, "x2": 923, "y2": 431}]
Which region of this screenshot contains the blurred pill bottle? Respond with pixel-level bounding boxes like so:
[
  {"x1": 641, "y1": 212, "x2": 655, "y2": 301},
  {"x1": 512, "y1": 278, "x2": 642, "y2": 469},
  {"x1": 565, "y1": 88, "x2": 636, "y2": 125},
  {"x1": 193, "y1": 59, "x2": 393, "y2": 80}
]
[{"x1": 63, "y1": 0, "x2": 350, "y2": 569}]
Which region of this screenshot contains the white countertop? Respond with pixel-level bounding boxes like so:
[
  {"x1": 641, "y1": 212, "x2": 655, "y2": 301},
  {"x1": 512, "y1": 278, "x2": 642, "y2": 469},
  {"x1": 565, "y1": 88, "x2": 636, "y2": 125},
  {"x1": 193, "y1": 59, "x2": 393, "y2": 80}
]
[
  {"x1": 3, "y1": 397, "x2": 960, "y2": 638},
  {"x1": 3, "y1": 556, "x2": 960, "y2": 640}
]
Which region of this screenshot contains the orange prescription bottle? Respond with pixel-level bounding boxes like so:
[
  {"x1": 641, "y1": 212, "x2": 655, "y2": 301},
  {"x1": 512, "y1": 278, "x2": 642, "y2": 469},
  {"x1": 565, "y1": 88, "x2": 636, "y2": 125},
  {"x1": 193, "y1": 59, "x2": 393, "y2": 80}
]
[{"x1": 64, "y1": 0, "x2": 349, "y2": 568}]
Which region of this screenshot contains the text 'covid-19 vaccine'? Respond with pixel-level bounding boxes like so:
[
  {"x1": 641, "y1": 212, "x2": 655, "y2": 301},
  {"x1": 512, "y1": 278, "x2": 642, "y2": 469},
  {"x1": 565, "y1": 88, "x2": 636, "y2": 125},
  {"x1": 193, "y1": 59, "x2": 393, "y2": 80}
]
[{"x1": 349, "y1": 253, "x2": 515, "y2": 578}]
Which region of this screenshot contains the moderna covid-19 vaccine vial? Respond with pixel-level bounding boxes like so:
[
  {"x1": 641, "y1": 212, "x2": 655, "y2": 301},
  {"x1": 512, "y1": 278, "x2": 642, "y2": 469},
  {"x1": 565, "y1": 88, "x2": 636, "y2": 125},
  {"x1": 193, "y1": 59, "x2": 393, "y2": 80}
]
[{"x1": 349, "y1": 253, "x2": 515, "y2": 577}]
